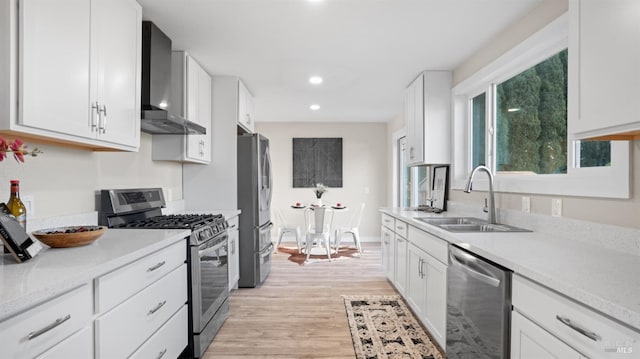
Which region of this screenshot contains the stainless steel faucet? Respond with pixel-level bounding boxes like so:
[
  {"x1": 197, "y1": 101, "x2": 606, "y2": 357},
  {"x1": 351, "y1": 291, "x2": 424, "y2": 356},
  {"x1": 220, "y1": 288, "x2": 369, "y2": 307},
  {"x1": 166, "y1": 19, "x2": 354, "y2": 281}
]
[{"x1": 464, "y1": 165, "x2": 496, "y2": 224}]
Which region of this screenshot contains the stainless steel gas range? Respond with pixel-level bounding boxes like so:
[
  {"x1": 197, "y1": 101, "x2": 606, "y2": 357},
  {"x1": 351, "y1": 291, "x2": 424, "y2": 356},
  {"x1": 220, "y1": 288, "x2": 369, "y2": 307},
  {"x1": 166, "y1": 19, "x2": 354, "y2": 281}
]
[{"x1": 99, "y1": 188, "x2": 228, "y2": 359}]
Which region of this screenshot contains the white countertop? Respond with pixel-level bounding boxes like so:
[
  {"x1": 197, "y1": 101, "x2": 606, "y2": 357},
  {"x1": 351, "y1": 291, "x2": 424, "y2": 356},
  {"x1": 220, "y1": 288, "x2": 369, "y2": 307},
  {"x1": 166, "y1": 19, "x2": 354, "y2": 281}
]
[
  {"x1": 0, "y1": 228, "x2": 190, "y2": 322},
  {"x1": 380, "y1": 207, "x2": 640, "y2": 331}
]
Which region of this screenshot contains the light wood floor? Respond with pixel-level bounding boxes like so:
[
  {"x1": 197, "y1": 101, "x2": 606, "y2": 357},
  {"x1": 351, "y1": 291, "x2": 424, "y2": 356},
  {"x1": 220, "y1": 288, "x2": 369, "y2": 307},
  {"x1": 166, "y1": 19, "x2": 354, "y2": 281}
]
[{"x1": 204, "y1": 242, "x2": 397, "y2": 358}]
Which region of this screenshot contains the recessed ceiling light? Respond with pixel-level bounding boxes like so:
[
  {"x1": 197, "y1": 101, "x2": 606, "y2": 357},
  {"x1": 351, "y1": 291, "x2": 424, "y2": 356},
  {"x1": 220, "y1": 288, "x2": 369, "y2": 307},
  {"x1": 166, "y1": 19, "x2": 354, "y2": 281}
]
[
  {"x1": 310, "y1": 104, "x2": 320, "y2": 111},
  {"x1": 309, "y1": 76, "x2": 323, "y2": 85},
  {"x1": 507, "y1": 108, "x2": 521, "y2": 112}
]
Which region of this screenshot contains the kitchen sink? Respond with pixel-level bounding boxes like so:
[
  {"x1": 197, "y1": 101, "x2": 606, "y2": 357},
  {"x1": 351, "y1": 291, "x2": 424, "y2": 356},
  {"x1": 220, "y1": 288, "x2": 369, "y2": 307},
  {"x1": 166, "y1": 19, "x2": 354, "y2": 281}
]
[
  {"x1": 437, "y1": 223, "x2": 530, "y2": 232},
  {"x1": 416, "y1": 217, "x2": 484, "y2": 225},
  {"x1": 416, "y1": 217, "x2": 530, "y2": 233}
]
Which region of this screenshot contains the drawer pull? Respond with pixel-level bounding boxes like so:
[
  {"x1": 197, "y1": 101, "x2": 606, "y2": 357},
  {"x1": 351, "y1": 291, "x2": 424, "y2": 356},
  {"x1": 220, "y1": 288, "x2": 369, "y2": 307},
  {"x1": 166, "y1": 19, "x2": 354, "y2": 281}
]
[
  {"x1": 396, "y1": 226, "x2": 405, "y2": 230},
  {"x1": 27, "y1": 314, "x2": 71, "y2": 340},
  {"x1": 148, "y1": 300, "x2": 167, "y2": 315},
  {"x1": 157, "y1": 348, "x2": 167, "y2": 359},
  {"x1": 147, "y1": 261, "x2": 166, "y2": 272},
  {"x1": 556, "y1": 315, "x2": 601, "y2": 342}
]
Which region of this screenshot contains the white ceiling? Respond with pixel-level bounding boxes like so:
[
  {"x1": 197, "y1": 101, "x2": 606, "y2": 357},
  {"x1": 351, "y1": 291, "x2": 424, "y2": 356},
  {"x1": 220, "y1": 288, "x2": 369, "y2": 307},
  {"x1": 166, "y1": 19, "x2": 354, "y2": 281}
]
[{"x1": 138, "y1": 0, "x2": 542, "y2": 123}]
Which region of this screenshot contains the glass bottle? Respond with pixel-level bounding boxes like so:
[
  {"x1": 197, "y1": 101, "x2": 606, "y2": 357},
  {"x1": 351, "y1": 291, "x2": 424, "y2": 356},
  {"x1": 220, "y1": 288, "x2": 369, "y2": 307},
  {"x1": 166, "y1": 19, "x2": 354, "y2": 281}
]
[{"x1": 7, "y1": 180, "x2": 27, "y2": 230}]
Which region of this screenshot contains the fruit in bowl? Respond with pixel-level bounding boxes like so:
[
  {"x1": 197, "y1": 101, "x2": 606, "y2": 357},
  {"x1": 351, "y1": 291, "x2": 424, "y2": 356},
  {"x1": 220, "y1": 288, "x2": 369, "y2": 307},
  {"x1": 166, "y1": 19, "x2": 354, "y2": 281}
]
[
  {"x1": 295, "y1": 202, "x2": 301, "y2": 207},
  {"x1": 336, "y1": 203, "x2": 342, "y2": 207}
]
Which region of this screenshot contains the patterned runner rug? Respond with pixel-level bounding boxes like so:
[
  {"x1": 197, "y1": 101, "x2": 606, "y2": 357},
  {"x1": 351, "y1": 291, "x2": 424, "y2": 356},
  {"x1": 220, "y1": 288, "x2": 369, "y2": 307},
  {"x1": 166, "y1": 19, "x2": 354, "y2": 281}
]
[{"x1": 342, "y1": 295, "x2": 445, "y2": 359}]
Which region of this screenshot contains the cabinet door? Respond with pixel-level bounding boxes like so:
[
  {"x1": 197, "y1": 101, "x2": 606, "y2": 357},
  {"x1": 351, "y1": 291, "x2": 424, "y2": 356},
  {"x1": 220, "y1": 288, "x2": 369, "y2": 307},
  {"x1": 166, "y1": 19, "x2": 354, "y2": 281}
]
[
  {"x1": 198, "y1": 65, "x2": 212, "y2": 162},
  {"x1": 570, "y1": 0, "x2": 640, "y2": 139},
  {"x1": 185, "y1": 56, "x2": 211, "y2": 160},
  {"x1": 511, "y1": 311, "x2": 587, "y2": 359},
  {"x1": 394, "y1": 235, "x2": 407, "y2": 295},
  {"x1": 381, "y1": 226, "x2": 393, "y2": 279},
  {"x1": 410, "y1": 74, "x2": 425, "y2": 165},
  {"x1": 228, "y1": 227, "x2": 239, "y2": 291},
  {"x1": 237, "y1": 80, "x2": 254, "y2": 132},
  {"x1": 92, "y1": 0, "x2": 141, "y2": 147},
  {"x1": 424, "y1": 254, "x2": 447, "y2": 349},
  {"x1": 406, "y1": 244, "x2": 426, "y2": 319},
  {"x1": 19, "y1": 0, "x2": 93, "y2": 138}
]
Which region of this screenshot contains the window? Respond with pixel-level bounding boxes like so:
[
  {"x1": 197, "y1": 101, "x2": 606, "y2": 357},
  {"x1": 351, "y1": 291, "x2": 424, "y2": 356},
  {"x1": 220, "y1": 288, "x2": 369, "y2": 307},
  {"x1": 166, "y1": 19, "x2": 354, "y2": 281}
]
[
  {"x1": 453, "y1": 13, "x2": 629, "y2": 198},
  {"x1": 398, "y1": 136, "x2": 429, "y2": 207},
  {"x1": 471, "y1": 49, "x2": 611, "y2": 176}
]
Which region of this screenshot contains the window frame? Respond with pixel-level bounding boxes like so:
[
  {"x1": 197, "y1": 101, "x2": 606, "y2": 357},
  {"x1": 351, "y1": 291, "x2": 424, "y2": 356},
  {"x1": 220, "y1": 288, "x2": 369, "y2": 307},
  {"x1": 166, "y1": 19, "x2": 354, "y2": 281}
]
[{"x1": 451, "y1": 13, "x2": 630, "y2": 199}]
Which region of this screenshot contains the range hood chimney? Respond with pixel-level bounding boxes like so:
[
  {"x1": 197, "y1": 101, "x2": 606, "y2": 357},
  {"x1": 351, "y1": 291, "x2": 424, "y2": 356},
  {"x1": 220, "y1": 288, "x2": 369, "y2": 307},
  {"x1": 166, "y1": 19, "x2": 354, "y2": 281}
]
[{"x1": 141, "y1": 21, "x2": 205, "y2": 135}]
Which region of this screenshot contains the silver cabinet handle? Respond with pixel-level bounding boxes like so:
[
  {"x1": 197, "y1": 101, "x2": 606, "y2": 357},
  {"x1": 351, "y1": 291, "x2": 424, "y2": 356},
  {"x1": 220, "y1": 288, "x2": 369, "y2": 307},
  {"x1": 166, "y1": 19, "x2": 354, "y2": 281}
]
[
  {"x1": 156, "y1": 348, "x2": 167, "y2": 359},
  {"x1": 396, "y1": 225, "x2": 405, "y2": 230},
  {"x1": 148, "y1": 300, "x2": 167, "y2": 315},
  {"x1": 230, "y1": 239, "x2": 236, "y2": 255},
  {"x1": 246, "y1": 113, "x2": 251, "y2": 124},
  {"x1": 101, "y1": 105, "x2": 107, "y2": 133},
  {"x1": 420, "y1": 258, "x2": 425, "y2": 279},
  {"x1": 556, "y1": 315, "x2": 601, "y2": 342},
  {"x1": 417, "y1": 258, "x2": 423, "y2": 278},
  {"x1": 409, "y1": 147, "x2": 415, "y2": 160},
  {"x1": 91, "y1": 102, "x2": 99, "y2": 130},
  {"x1": 27, "y1": 314, "x2": 71, "y2": 340},
  {"x1": 397, "y1": 237, "x2": 404, "y2": 243},
  {"x1": 147, "y1": 261, "x2": 166, "y2": 272}
]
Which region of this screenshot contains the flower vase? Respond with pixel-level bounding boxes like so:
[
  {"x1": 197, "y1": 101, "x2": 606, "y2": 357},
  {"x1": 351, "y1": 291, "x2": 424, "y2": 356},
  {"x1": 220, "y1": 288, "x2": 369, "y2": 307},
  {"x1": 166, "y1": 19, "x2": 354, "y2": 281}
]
[{"x1": 315, "y1": 198, "x2": 323, "y2": 207}]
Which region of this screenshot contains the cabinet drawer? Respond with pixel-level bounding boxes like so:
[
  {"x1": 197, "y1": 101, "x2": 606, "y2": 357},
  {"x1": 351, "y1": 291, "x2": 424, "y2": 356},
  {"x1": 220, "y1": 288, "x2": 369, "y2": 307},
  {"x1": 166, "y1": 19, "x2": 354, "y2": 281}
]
[
  {"x1": 227, "y1": 215, "x2": 239, "y2": 231},
  {"x1": 408, "y1": 226, "x2": 447, "y2": 264},
  {"x1": 381, "y1": 213, "x2": 395, "y2": 230},
  {"x1": 394, "y1": 220, "x2": 408, "y2": 238},
  {"x1": 95, "y1": 240, "x2": 186, "y2": 313},
  {"x1": 0, "y1": 285, "x2": 92, "y2": 359},
  {"x1": 129, "y1": 305, "x2": 188, "y2": 359},
  {"x1": 513, "y1": 275, "x2": 638, "y2": 358},
  {"x1": 95, "y1": 264, "x2": 188, "y2": 359},
  {"x1": 36, "y1": 326, "x2": 93, "y2": 359}
]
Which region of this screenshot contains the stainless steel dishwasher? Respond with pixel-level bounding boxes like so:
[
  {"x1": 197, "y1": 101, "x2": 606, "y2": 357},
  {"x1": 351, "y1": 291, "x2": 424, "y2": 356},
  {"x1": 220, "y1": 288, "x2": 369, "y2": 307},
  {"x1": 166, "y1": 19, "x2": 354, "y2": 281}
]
[{"x1": 446, "y1": 245, "x2": 512, "y2": 359}]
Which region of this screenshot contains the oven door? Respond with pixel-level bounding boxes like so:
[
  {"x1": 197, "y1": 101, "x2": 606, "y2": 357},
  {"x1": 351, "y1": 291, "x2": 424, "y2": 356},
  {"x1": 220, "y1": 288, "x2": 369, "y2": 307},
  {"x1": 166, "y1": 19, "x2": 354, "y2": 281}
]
[{"x1": 191, "y1": 233, "x2": 229, "y2": 333}]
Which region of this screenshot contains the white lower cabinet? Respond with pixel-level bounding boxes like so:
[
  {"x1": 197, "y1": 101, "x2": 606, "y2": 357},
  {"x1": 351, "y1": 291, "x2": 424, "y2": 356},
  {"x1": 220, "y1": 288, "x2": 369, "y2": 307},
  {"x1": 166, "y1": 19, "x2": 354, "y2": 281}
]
[
  {"x1": 511, "y1": 311, "x2": 586, "y2": 359},
  {"x1": 95, "y1": 264, "x2": 188, "y2": 358},
  {"x1": 129, "y1": 305, "x2": 188, "y2": 359},
  {"x1": 36, "y1": 326, "x2": 93, "y2": 359},
  {"x1": 406, "y1": 243, "x2": 428, "y2": 319},
  {"x1": 228, "y1": 216, "x2": 240, "y2": 291},
  {"x1": 381, "y1": 225, "x2": 395, "y2": 280},
  {"x1": 512, "y1": 275, "x2": 639, "y2": 359},
  {"x1": 0, "y1": 285, "x2": 93, "y2": 359},
  {"x1": 394, "y1": 235, "x2": 407, "y2": 295}
]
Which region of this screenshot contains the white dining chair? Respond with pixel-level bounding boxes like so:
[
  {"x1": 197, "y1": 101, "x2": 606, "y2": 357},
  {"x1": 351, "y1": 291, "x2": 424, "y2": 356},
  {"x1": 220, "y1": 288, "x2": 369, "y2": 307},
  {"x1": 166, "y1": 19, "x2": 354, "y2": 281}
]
[
  {"x1": 304, "y1": 207, "x2": 334, "y2": 262},
  {"x1": 274, "y1": 209, "x2": 302, "y2": 253},
  {"x1": 334, "y1": 202, "x2": 365, "y2": 253}
]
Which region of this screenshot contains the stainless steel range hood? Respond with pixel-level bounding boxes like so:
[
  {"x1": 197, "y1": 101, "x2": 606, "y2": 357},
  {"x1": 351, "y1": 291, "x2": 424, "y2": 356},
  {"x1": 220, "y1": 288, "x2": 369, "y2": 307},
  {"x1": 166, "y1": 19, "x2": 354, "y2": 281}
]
[{"x1": 141, "y1": 21, "x2": 205, "y2": 135}]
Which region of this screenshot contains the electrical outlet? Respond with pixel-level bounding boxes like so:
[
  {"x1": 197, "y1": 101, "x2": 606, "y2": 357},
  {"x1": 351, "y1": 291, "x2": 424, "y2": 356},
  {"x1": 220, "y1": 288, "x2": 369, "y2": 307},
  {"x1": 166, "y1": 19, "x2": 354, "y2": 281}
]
[
  {"x1": 551, "y1": 198, "x2": 562, "y2": 217},
  {"x1": 22, "y1": 195, "x2": 35, "y2": 216},
  {"x1": 521, "y1": 196, "x2": 531, "y2": 213}
]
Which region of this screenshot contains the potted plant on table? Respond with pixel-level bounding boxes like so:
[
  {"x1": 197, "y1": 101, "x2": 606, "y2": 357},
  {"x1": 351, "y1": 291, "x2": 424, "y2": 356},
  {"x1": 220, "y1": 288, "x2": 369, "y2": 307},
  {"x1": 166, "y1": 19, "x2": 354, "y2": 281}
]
[{"x1": 312, "y1": 183, "x2": 328, "y2": 207}]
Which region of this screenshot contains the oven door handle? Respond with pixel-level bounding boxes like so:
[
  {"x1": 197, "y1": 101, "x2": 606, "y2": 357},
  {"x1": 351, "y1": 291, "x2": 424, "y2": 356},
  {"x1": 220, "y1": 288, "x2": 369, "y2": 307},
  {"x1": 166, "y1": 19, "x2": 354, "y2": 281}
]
[{"x1": 261, "y1": 244, "x2": 274, "y2": 257}]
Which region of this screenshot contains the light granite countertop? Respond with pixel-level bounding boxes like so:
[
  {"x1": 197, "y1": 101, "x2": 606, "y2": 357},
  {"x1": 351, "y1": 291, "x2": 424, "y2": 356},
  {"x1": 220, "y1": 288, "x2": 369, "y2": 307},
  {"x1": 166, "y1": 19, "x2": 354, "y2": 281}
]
[
  {"x1": 0, "y1": 228, "x2": 190, "y2": 322},
  {"x1": 380, "y1": 207, "x2": 640, "y2": 332}
]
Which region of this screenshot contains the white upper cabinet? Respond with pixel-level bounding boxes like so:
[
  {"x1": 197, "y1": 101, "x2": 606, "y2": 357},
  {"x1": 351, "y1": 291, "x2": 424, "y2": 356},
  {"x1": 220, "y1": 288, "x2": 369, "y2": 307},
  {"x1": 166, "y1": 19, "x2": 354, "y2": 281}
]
[
  {"x1": 568, "y1": 0, "x2": 640, "y2": 140},
  {"x1": 405, "y1": 71, "x2": 452, "y2": 165},
  {"x1": 4, "y1": 0, "x2": 141, "y2": 151},
  {"x1": 237, "y1": 79, "x2": 255, "y2": 133},
  {"x1": 153, "y1": 52, "x2": 211, "y2": 163}
]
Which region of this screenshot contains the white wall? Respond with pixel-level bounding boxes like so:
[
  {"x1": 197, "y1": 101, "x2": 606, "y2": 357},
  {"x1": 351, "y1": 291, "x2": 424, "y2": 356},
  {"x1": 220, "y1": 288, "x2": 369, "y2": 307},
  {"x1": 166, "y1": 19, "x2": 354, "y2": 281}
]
[
  {"x1": 0, "y1": 133, "x2": 182, "y2": 219},
  {"x1": 255, "y1": 122, "x2": 387, "y2": 240}
]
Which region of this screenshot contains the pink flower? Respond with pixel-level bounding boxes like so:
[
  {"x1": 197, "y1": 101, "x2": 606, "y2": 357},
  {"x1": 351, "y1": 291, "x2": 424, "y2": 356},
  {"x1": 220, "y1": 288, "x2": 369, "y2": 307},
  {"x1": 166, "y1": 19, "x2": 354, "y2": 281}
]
[
  {"x1": 10, "y1": 138, "x2": 25, "y2": 163},
  {"x1": 0, "y1": 137, "x2": 42, "y2": 163}
]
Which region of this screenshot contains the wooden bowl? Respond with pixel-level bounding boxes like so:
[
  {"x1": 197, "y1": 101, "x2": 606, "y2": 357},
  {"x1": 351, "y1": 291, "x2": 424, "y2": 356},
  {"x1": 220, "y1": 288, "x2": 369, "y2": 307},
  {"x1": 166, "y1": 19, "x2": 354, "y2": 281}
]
[{"x1": 31, "y1": 225, "x2": 106, "y2": 248}]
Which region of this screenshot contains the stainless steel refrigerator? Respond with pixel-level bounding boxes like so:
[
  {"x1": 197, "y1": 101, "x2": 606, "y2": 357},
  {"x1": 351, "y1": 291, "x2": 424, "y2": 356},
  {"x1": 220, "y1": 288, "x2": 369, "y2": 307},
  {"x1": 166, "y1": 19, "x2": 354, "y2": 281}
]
[{"x1": 237, "y1": 133, "x2": 273, "y2": 287}]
